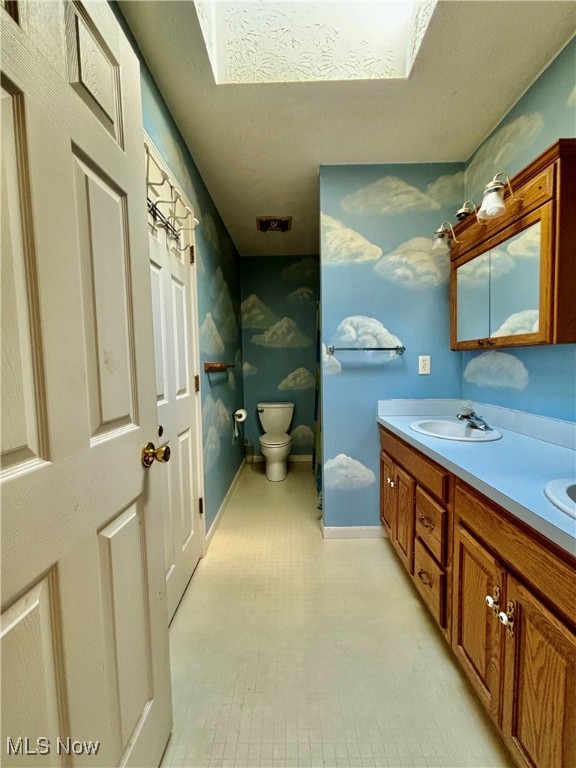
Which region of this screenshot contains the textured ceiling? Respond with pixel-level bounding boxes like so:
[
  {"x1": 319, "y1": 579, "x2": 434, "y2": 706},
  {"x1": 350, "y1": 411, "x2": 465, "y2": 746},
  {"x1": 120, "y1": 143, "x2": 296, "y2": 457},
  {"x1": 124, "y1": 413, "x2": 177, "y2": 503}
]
[{"x1": 119, "y1": 1, "x2": 575, "y2": 257}]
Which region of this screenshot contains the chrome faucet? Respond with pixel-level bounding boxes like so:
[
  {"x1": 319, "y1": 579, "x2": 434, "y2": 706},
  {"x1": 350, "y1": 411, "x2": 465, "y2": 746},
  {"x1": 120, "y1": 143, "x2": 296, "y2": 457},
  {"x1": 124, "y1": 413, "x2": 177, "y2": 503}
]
[{"x1": 457, "y1": 402, "x2": 493, "y2": 431}]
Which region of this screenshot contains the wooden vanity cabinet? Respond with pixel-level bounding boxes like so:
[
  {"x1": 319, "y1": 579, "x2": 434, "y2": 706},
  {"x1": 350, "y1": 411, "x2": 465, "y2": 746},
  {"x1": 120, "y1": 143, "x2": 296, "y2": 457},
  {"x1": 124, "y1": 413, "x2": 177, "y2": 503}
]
[
  {"x1": 453, "y1": 482, "x2": 576, "y2": 768},
  {"x1": 379, "y1": 428, "x2": 451, "y2": 631}
]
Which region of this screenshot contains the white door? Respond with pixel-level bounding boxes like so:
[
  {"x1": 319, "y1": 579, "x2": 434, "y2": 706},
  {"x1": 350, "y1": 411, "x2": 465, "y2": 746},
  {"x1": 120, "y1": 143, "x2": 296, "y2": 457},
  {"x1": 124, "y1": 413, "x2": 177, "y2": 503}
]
[
  {"x1": 146, "y1": 143, "x2": 204, "y2": 621},
  {"x1": 1, "y1": 3, "x2": 171, "y2": 767}
]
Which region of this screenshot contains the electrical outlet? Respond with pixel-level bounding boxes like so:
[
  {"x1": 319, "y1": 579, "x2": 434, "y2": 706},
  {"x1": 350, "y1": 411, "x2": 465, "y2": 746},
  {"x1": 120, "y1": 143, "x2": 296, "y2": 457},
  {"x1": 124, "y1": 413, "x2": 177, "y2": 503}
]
[{"x1": 419, "y1": 355, "x2": 431, "y2": 375}]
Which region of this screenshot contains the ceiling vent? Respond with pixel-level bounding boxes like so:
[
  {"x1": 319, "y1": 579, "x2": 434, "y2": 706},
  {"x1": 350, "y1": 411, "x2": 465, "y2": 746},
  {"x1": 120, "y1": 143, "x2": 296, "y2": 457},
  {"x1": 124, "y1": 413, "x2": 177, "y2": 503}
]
[{"x1": 256, "y1": 216, "x2": 292, "y2": 233}]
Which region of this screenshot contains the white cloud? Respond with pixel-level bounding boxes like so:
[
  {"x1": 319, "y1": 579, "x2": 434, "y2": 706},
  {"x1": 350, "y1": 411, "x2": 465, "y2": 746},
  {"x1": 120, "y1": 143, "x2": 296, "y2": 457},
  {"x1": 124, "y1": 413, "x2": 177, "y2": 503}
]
[
  {"x1": 463, "y1": 351, "x2": 529, "y2": 390},
  {"x1": 506, "y1": 223, "x2": 540, "y2": 258},
  {"x1": 568, "y1": 86, "x2": 576, "y2": 106},
  {"x1": 200, "y1": 210, "x2": 220, "y2": 252},
  {"x1": 288, "y1": 287, "x2": 315, "y2": 303},
  {"x1": 203, "y1": 395, "x2": 231, "y2": 433},
  {"x1": 324, "y1": 454, "x2": 376, "y2": 490},
  {"x1": 252, "y1": 317, "x2": 313, "y2": 347},
  {"x1": 466, "y1": 114, "x2": 544, "y2": 196},
  {"x1": 227, "y1": 369, "x2": 236, "y2": 389},
  {"x1": 321, "y1": 214, "x2": 382, "y2": 265},
  {"x1": 281, "y1": 257, "x2": 318, "y2": 282},
  {"x1": 278, "y1": 367, "x2": 315, "y2": 390},
  {"x1": 241, "y1": 294, "x2": 279, "y2": 329},
  {"x1": 492, "y1": 309, "x2": 539, "y2": 338},
  {"x1": 425, "y1": 171, "x2": 465, "y2": 206},
  {"x1": 243, "y1": 361, "x2": 258, "y2": 376},
  {"x1": 203, "y1": 425, "x2": 220, "y2": 472},
  {"x1": 322, "y1": 343, "x2": 342, "y2": 375},
  {"x1": 333, "y1": 316, "x2": 403, "y2": 362},
  {"x1": 374, "y1": 237, "x2": 449, "y2": 287},
  {"x1": 200, "y1": 312, "x2": 225, "y2": 355},
  {"x1": 291, "y1": 425, "x2": 314, "y2": 447},
  {"x1": 340, "y1": 176, "x2": 441, "y2": 216},
  {"x1": 210, "y1": 268, "x2": 238, "y2": 342}
]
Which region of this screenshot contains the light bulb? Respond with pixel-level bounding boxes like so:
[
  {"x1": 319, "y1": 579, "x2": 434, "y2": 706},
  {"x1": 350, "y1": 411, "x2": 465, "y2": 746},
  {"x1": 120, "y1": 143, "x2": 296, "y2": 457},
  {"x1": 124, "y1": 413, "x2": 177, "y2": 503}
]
[{"x1": 432, "y1": 234, "x2": 449, "y2": 252}]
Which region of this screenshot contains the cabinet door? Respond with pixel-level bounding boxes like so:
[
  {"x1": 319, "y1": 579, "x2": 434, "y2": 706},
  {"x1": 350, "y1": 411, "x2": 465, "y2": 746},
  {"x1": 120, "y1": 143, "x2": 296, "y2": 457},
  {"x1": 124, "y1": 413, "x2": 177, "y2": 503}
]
[
  {"x1": 501, "y1": 577, "x2": 576, "y2": 768},
  {"x1": 392, "y1": 465, "x2": 415, "y2": 574},
  {"x1": 452, "y1": 525, "x2": 505, "y2": 722},
  {"x1": 380, "y1": 452, "x2": 394, "y2": 534}
]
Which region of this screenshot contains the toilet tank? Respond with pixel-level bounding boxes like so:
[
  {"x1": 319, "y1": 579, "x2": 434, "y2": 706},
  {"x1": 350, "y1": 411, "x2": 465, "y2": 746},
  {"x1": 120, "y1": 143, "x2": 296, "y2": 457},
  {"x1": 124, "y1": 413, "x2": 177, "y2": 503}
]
[{"x1": 257, "y1": 402, "x2": 294, "y2": 433}]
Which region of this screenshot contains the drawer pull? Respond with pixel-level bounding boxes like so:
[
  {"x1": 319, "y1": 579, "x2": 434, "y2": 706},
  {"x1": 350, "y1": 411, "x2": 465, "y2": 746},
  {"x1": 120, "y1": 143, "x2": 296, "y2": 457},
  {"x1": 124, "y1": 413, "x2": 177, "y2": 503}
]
[
  {"x1": 417, "y1": 569, "x2": 433, "y2": 587},
  {"x1": 419, "y1": 515, "x2": 434, "y2": 531}
]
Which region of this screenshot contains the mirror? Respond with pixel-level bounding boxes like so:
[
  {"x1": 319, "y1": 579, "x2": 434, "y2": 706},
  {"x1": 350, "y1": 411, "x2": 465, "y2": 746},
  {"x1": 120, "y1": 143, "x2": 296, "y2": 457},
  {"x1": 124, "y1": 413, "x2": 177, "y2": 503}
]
[{"x1": 456, "y1": 221, "x2": 541, "y2": 343}]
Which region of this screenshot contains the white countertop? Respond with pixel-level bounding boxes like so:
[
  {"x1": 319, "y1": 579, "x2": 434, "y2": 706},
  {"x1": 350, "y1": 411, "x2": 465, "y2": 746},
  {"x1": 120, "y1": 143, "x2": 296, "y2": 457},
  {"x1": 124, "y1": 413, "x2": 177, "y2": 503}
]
[{"x1": 377, "y1": 400, "x2": 576, "y2": 557}]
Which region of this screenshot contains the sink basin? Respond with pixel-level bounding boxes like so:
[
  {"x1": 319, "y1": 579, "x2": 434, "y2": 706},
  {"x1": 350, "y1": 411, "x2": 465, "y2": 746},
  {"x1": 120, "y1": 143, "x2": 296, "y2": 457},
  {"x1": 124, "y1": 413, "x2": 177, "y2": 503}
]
[
  {"x1": 410, "y1": 419, "x2": 502, "y2": 442},
  {"x1": 544, "y1": 479, "x2": 576, "y2": 519}
]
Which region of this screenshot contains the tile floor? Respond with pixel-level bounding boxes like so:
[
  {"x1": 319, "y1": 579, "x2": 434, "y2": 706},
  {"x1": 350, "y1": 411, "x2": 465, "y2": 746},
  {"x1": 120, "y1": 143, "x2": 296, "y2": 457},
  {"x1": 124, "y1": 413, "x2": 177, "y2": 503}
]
[{"x1": 161, "y1": 463, "x2": 512, "y2": 768}]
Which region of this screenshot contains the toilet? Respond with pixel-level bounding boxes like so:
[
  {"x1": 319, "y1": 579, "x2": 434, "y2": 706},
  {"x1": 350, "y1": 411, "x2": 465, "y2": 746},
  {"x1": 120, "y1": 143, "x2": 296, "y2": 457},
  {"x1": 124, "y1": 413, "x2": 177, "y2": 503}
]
[{"x1": 257, "y1": 401, "x2": 294, "y2": 481}]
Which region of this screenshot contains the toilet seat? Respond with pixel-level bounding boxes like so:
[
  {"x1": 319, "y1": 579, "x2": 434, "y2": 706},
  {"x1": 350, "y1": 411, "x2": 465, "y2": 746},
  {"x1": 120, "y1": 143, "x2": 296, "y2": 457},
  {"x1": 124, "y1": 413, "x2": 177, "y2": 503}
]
[{"x1": 259, "y1": 431, "x2": 291, "y2": 448}]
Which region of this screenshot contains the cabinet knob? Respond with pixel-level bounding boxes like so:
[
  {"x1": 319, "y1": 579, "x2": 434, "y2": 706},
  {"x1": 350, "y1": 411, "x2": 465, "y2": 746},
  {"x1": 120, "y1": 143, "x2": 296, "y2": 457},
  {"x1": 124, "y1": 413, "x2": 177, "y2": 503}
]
[
  {"x1": 498, "y1": 601, "x2": 515, "y2": 637},
  {"x1": 419, "y1": 516, "x2": 434, "y2": 531},
  {"x1": 417, "y1": 569, "x2": 433, "y2": 587},
  {"x1": 386, "y1": 477, "x2": 391, "y2": 485},
  {"x1": 485, "y1": 586, "x2": 501, "y2": 616},
  {"x1": 390, "y1": 481, "x2": 395, "y2": 488}
]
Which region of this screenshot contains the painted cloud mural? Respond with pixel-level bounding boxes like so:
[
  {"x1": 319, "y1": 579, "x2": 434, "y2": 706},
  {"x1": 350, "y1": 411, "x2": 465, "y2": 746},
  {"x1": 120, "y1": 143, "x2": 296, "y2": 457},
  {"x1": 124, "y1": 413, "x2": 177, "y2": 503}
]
[
  {"x1": 340, "y1": 176, "x2": 441, "y2": 215},
  {"x1": 374, "y1": 237, "x2": 449, "y2": 287},
  {"x1": 241, "y1": 294, "x2": 279, "y2": 329},
  {"x1": 203, "y1": 425, "x2": 220, "y2": 473},
  {"x1": 281, "y1": 256, "x2": 318, "y2": 282},
  {"x1": 425, "y1": 171, "x2": 465, "y2": 206},
  {"x1": 506, "y1": 223, "x2": 540, "y2": 258},
  {"x1": 278, "y1": 367, "x2": 315, "y2": 390},
  {"x1": 321, "y1": 213, "x2": 382, "y2": 265},
  {"x1": 288, "y1": 287, "x2": 315, "y2": 303},
  {"x1": 333, "y1": 316, "x2": 403, "y2": 362},
  {"x1": 492, "y1": 309, "x2": 539, "y2": 338},
  {"x1": 324, "y1": 454, "x2": 376, "y2": 490},
  {"x1": 243, "y1": 361, "x2": 258, "y2": 376},
  {"x1": 200, "y1": 312, "x2": 225, "y2": 355},
  {"x1": 291, "y1": 425, "x2": 314, "y2": 447},
  {"x1": 466, "y1": 113, "x2": 544, "y2": 198},
  {"x1": 252, "y1": 317, "x2": 313, "y2": 347},
  {"x1": 210, "y1": 267, "x2": 238, "y2": 342},
  {"x1": 322, "y1": 343, "x2": 342, "y2": 375},
  {"x1": 464, "y1": 351, "x2": 529, "y2": 390}
]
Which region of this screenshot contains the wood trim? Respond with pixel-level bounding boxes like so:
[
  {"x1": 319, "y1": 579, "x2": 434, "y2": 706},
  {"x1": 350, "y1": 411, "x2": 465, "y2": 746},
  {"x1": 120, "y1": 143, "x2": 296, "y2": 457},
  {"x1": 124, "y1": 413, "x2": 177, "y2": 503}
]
[
  {"x1": 454, "y1": 481, "x2": 576, "y2": 627},
  {"x1": 554, "y1": 151, "x2": 576, "y2": 342}
]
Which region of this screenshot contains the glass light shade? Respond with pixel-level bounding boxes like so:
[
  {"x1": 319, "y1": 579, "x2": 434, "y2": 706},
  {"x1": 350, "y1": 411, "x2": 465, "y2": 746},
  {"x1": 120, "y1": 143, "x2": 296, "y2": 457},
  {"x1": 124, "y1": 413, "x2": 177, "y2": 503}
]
[
  {"x1": 432, "y1": 233, "x2": 450, "y2": 252},
  {"x1": 477, "y1": 185, "x2": 506, "y2": 222}
]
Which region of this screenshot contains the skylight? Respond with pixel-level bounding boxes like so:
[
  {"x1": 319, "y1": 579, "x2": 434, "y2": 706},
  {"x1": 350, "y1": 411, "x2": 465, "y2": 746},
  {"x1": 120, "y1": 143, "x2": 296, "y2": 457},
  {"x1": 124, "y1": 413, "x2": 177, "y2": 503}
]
[{"x1": 195, "y1": 1, "x2": 437, "y2": 84}]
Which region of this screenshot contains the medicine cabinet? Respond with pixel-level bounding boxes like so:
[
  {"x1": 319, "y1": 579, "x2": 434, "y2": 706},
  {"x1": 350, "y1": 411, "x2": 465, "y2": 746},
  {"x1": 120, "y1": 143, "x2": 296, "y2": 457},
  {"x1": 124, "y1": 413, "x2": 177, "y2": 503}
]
[{"x1": 450, "y1": 139, "x2": 576, "y2": 350}]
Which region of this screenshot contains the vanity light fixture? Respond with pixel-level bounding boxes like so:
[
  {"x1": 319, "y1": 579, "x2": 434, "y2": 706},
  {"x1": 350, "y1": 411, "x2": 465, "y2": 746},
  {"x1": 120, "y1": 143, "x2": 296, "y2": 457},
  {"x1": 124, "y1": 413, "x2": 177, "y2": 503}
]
[
  {"x1": 477, "y1": 172, "x2": 521, "y2": 222},
  {"x1": 432, "y1": 221, "x2": 460, "y2": 253},
  {"x1": 455, "y1": 200, "x2": 477, "y2": 221}
]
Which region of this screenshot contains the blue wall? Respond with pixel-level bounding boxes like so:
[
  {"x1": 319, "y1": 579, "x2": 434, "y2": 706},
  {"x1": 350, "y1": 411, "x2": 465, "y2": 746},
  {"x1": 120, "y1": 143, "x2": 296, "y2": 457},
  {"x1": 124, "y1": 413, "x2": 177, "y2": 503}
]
[
  {"x1": 319, "y1": 163, "x2": 464, "y2": 527},
  {"x1": 240, "y1": 256, "x2": 319, "y2": 455},
  {"x1": 115, "y1": 7, "x2": 244, "y2": 531},
  {"x1": 461, "y1": 38, "x2": 576, "y2": 421}
]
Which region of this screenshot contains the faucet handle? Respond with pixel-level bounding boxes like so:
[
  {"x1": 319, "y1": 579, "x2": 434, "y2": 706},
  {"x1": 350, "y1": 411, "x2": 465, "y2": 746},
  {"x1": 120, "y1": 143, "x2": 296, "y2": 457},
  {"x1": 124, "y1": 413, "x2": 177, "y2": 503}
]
[{"x1": 458, "y1": 402, "x2": 475, "y2": 417}]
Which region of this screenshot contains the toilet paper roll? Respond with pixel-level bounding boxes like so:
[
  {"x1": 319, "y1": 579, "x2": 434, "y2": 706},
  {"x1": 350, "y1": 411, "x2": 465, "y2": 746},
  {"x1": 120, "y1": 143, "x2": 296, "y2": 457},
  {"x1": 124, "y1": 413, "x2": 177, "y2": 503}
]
[{"x1": 233, "y1": 408, "x2": 248, "y2": 438}]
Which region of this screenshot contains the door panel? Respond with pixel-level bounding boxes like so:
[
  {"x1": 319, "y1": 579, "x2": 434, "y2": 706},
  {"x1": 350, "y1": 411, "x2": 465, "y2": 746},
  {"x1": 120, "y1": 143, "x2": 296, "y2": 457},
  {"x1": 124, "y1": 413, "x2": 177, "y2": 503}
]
[
  {"x1": 146, "y1": 143, "x2": 203, "y2": 621},
  {"x1": 502, "y1": 577, "x2": 576, "y2": 768},
  {"x1": 1, "y1": 3, "x2": 171, "y2": 766},
  {"x1": 393, "y1": 464, "x2": 415, "y2": 573},
  {"x1": 379, "y1": 452, "x2": 394, "y2": 533},
  {"x1": 452, "y1": 524, "x2": 504, "y2": 722}
]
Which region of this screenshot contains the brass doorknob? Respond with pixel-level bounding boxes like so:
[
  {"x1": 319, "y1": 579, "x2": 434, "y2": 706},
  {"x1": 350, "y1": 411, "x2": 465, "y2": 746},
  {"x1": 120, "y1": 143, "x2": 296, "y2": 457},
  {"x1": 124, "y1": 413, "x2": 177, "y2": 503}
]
[{"x1": 141, "y1": 441, "x2": 171, "y2": 468}]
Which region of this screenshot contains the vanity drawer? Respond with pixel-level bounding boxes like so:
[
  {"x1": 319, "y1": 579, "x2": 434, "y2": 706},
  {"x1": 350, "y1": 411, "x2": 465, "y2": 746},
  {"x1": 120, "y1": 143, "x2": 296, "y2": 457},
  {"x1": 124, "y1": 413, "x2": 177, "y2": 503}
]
[
  {"x1": 413, "y1": 539, "x2": 445, "y2": 627},
  {"x1": 415, "y1": 487, "x2": 446, "y2": 565},
  {"x1": 379, "y1": 429, "x2": 450, "y2": 503}
]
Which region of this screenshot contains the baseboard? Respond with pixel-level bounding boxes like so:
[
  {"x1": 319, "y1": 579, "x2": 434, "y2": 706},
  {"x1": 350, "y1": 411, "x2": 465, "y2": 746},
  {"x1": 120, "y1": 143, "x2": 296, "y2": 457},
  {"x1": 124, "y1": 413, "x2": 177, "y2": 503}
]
[
  {"x1": 320, "y1": 522, "x2": 387, "y2": 539},
  {"x1": 204, "y1": 460, "x2": 245, "y2": 553},
  {"x1": 252, "y1": 454, "x2": 312, "y2": 463}
]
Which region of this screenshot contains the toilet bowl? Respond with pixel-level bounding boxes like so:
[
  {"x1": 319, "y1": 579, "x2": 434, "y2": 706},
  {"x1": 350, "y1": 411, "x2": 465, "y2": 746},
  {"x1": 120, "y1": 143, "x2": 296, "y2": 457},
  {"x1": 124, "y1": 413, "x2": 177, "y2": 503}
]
[{"x1": 257, "y1": 402, "x2": 294, "y2": 481}]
